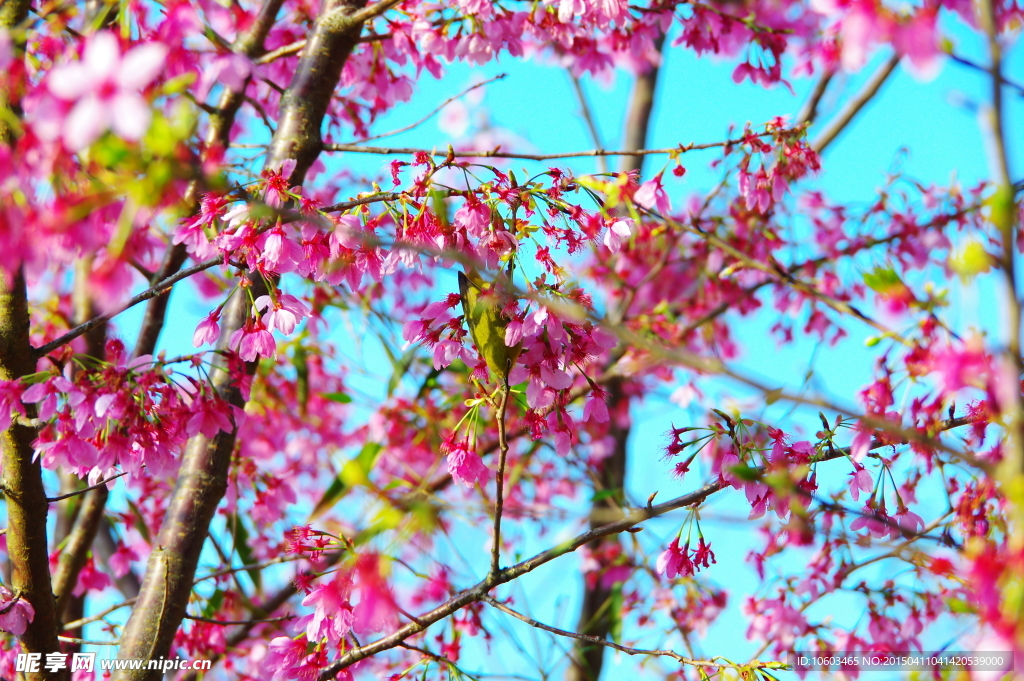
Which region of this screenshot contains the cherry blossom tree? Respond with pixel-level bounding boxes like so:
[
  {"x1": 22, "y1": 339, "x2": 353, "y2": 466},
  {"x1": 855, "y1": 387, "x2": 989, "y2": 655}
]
[{"x1": 0, "y1": 0, "x2": 1021, "y2": 679}]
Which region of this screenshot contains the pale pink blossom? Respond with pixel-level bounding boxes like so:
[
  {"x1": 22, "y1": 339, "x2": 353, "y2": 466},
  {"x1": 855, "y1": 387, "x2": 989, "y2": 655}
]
[
  {"x1": 255, "y1": 293, "x2": 311, "y2": 335},
  {"x1": 43, "y1": 32, "x2": 168, "y2": 150},
  {"x1": 604, "y1": 218, "x2": 633, "y2": 253},
  {"x1": 634, "y1": 173, "x2": 671, "y2": 214},
  {"x1": 193, "y1": 312, "x2": 221, "y2": 347},
  {"x1": 301, "y1": 573, "x2": 354, "y2": 645},
  {"x1": 195, "y1": 52, "x2": 253, "y2": 100},
  {"x1": 352, "y1": 554, "x2": 399, "y2": 634}
]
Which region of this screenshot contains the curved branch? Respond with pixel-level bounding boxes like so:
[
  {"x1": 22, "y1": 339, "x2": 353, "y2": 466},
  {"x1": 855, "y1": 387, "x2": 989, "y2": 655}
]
[{"x1": 812, "y1": 54, "x2": 900, "y2": 154}]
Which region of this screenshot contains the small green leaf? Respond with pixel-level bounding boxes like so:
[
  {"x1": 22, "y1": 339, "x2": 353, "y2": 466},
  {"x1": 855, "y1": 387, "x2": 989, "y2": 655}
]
[
  {"x1": 202, "y1": 589, "x2": 225, "y2": 619},
  {"x1": 309, "y1": 474, "x2": 348, "y2": 523},
  {"x1": 229, "y1": 514, "x2": 261, "y2": 590},
  {"x1": 322, "y1": 391, "x2": 352, "y2": 404},
  {"x1": 126, "y1": 499, "x2": 151, "y2": 545},
  {"x1": 729, "y1": 464, "x2": 761, "y2": 481},
  {"x1": 946, "y1": 597, "x2": 975, "y2": 614},
  {"x1": 862, "y1": 266, "x2": 903, "y2": 294},
  {"x1": 608, "y1": 584, "x2": 623, "y2": 644}
]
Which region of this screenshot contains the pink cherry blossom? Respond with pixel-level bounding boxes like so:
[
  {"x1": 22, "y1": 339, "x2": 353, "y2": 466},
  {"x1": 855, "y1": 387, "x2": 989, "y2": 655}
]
[
  {"x1": 656, "y1": 537, "x2": 693, "y2": 579},
  {"x1": 634, "y1": 173, "x2": 671, "y2": 214},
  {"x1": 604, "y1": 218, "x2": 633, "y2": 253},
  {"x1": 255, "y1": 293, "x2": 311, "y2": 335},
  {"x1": 300, "y1": 573, "x2": 354, "y2": 645},
  {"x1": 109, "y1": 543, "x2": 140, "y2": 579},
  {"x1": 444, "y1": 439, "x2": 490, "y2": 488},
  {"x1": 193, "y1": 311, "x2": 221, "y2": 347}
]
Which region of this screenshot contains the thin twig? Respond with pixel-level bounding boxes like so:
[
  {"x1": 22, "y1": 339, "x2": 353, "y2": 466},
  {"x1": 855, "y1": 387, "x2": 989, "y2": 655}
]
[
  {"x1": 34, "y1": 256, "x2": 226, "y2": 358},
  {"x1": 948, "y1": 52, "x2": 1024, "y2": 97},
  {"x1": 812, "y1": 53, "x2": 900, "y2": 154},
  {"x1": 192, "y1": 555, "x2": 299, "y2": 584},
  {"x1": 61, "y1": 597, "x2": 138, "y2": 631},
  {"x1": 46, "y1": 471, "x2": 128, "y2": 503},
  {"x1": 797, "y1": 67, "x2": 835, "y2": 126},
  {"x1": 482, "y1": 595, "x2": 787, "y2": 671},
  {"x1": 567, "y1": 72, "x2": 607, "y2": 174},
  {"x1": 58, "y1": 635, "x2": 120, "y2": 646},
  {"x1": 347, "y1": 74, "x2": 506, "y2": 145},
  {"x1": 255, "y1": 39, "x2": 306, "y2": 64},
  {"x1": 323, "y1": 133, "x2": 766, "y2": 162}
]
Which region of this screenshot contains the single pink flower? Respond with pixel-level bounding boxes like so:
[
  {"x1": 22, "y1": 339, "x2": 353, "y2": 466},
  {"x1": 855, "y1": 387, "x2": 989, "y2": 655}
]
[
  {"x1": 109, "y1": 543, "x2": 140, "y2": 579},
  {"x1": 444, "y1": 439, "x2": 489, "y2": 488},
  {"x1": 301, "y1": 573, "x2": 354, "y2": 645},
  {"x1": 603, "y1": 218, "x2": 633, "y2": 253},
  {"x1": 634, "y1": 173, "x2": 671, "y2": 214},
  {"x1": 255, "y1": 293, "x2": 311, "y2": 335},
  {"x1": 44, "y1": 32, "x2": 168, "y2": 150},
  {"x1": 193, "y1": 311, "x2": 221, "y2": 347},
  {"x1": 656, "y1": 537, "x2": 693, "y2": 579}
]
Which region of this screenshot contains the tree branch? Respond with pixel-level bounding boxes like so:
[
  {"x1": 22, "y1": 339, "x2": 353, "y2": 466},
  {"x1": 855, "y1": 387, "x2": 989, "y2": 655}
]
[
  {"x1": 812, "y1": 54, "x2": 900, "y2": 154},
  {"x1": 317, "y1": 415, "x2": 974, "y2": 679},
  {"x1": 47, "y1": 471, "x2": 127, "y2": 503},
  {"x1": 51, "y1": 485, "x2": 109, "y2": 623},
  {"x1": 566, "y1": 42, "x2": 664, "y2": 681},
  {"x1": 347, "y1": 73, "x2": 506, "y2": 145},
  {"x1": 568, "y1": 72, "x2": 607, "y2": 174},
  {"x1": 323, "y1": 133, "x2": 767, "y2": 161},
  {"x1": 484, "y1": 595, "x2": 786, "y2": 671},
  {"x1": 797, "y1": 67, "x2": 835, "y2": 127},
  {"x1": 0, "y1": 270, "x2": 67, "y2": 681}
]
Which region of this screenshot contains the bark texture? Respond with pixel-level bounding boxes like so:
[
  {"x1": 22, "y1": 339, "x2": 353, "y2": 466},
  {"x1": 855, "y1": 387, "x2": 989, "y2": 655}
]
[{"x1": 1, "y1": 271, "x2": 68, "y2": 681}]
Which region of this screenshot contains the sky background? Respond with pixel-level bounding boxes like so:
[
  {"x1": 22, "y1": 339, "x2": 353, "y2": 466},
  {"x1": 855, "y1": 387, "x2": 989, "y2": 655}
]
[{"x1": 83, "y1": 8, "x2": 1024, "y2": 679}]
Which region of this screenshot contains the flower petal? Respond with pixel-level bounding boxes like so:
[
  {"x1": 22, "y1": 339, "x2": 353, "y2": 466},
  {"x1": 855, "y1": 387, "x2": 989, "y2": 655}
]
[
  {"x1": 63, "y1": 95, "x2": 110, "y2": 150},
  {"x1": 117, "y1": 42, "x2": 169, "y2": 90}
]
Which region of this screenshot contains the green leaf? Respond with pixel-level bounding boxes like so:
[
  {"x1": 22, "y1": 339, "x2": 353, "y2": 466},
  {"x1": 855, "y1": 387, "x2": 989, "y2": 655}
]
[
  {"x1": 322, "y1": 391, "x2": 352, "y2": 404},
  {"x1": 309, "y1": 474, "x2": 348, "y2": 524},
  {"x1": 202, "y1": 589, "x2": 225, "y2": 619},
  {"x1": 608, "y1": 584, "x2": 623, "y2": 644},
  {"x1": 308, "y1": 443, "x2": 383, "y2": 523},
  {"x1": 126, "y1": 499, "x2": 151, "y2": 545},
  {"x1": 229, "y1": 514, "x2": 261, "y2": 590},
  {"x1": 862, "y1": 266, "x2": 903, "y2": 294},
  {"x1": 729, "y1": 464, "x2": 761, "y2": 481},
  {"x1": 294, "y1": 347, "x2": 309, "y2": 415},
  {"x1": 946, "y1": 597, "x2": 975, "y2": 614}
]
